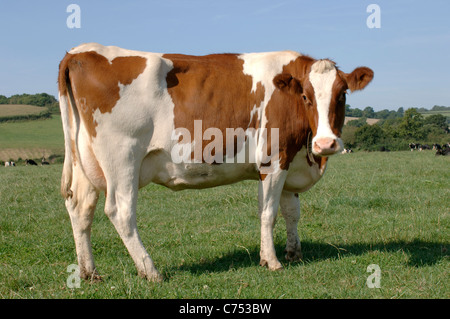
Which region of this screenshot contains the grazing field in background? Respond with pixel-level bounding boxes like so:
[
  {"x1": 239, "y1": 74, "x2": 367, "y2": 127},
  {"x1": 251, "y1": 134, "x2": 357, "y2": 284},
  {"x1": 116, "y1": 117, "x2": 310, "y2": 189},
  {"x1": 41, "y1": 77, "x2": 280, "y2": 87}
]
[
  {"x1": 0, "y1": 105, "x2": 47, "y2": 118},
  {"x1": 0, "y1": 151, "x2": 448, "y2": 298},
  {"x1": 0, "y1": 115, "x2": 64, "y2": 162}
]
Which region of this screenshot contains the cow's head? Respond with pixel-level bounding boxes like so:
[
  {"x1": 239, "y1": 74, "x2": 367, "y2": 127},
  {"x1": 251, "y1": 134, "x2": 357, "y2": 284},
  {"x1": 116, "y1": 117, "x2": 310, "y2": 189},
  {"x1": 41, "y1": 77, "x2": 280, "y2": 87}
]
[{"x1": 274, "y1": 57, "x2": 373, "y2": 156}]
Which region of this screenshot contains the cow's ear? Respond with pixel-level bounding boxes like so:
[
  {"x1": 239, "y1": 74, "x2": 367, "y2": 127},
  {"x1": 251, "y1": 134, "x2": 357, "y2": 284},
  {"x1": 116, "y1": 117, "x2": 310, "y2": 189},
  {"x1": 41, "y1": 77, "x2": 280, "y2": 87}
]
[
  {"x1": 343, "y1": 67, "x2": 374, "y2": 92},
  {"x1": 273, "y1": 73, "x2": 302, "y2": 95}
]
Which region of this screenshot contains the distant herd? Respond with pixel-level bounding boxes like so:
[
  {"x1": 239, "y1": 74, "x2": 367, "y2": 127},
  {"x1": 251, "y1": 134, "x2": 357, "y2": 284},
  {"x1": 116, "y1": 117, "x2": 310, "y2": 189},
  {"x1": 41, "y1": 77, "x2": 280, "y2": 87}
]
[
  {"x1": 339, "y1": 143, "x2": 450, "y2": 156},
  {"x1": 3, "y1": 143, "x2": 448, "y2": 168},
  {"x1": 409, "y1": 142, "x2": 450, "y2": 156},
  {"x1": 3, "y1": 157, "x2": 51, "y2": 167}
]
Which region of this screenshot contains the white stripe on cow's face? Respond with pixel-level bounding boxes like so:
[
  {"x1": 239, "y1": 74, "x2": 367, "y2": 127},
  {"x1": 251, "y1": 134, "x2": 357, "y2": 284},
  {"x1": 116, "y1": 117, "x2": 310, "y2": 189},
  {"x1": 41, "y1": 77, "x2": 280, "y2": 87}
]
[{"x1": 309, "y1": 60, "x2": 343, "y2": 155}]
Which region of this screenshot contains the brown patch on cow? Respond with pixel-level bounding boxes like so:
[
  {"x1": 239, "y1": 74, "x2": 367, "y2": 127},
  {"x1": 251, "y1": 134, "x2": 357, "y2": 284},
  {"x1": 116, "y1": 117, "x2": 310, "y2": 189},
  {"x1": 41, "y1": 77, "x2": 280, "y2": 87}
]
[
  {"x1": 59, "y1": 51, "x2": 147, "y2": 138},
  {"x1": 164, "y1": 53, "x2": 265, "y2": 163},
  {"x1": 265, "y1": 56, "x2": 317, "y2": 170}
]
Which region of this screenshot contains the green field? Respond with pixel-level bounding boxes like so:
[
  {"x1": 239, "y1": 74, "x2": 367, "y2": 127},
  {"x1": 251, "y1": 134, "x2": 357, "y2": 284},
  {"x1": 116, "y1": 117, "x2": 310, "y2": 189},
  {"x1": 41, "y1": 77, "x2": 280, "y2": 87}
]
[
  {"x1": 0, "y1": 151, "x2": 448, "y2": 299},
  {"x1": 0, "y1": 104, "x2": 47, "y2": 118},
  {"x1": 421, "y1": 110, "x2": 450, "y2": 120},
  {"x1": 0, "y1": 115, "x2": 64, "y2": 162}
]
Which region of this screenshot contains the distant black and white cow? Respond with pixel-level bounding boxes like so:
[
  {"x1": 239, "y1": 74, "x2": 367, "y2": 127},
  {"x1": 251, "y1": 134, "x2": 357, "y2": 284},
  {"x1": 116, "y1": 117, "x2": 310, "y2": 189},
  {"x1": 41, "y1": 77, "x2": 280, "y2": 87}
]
[
  {"x1": 25, "y1": 159, "x2": 38, "y2": 166},
  {"x1": 432, "y1": 144, "x2": 442, "y2": 151},
  {"x1": 435, "y1": 147, "x2": 449, "y2": 156},
  {"x1": 41, "y1": 157, "x2": 50, "y2": 165},
  {"x1": 341, "y1": 148, "x2": 353, "y2": 154},
  {"x1": 409, "y1": 143, "x2": 418, "y2": 151}
]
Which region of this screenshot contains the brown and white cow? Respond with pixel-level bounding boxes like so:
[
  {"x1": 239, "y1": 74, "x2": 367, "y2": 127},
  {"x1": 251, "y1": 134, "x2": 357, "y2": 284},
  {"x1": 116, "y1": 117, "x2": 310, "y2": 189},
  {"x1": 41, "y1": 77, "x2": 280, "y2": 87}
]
[{"x1": 58, "y1": 43, "x2": 373, "y2": 282}]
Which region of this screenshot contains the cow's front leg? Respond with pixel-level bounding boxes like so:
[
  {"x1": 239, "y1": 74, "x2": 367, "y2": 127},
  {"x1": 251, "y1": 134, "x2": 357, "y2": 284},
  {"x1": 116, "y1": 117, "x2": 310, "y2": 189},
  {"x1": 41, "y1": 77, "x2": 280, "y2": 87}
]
[
  {"x1": 280, "y1": 190, "x2": 302, "y2": 262},
  {"x1": 258, "y1": 171, "x2": 287, "y2": 270}
]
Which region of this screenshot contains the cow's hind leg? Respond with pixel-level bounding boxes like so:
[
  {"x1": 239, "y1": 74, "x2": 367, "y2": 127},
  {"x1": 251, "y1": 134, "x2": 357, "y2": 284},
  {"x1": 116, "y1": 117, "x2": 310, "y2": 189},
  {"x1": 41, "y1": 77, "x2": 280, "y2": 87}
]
[
  {"x1": 103, "y1": 171, "x2": 163, "y2": 282},
  {"x1": 65, "y1": 165, "x2": 100, "y2": 280},
  {"x1": 280, "y1": 190, "x2": 303, "y2": 262}
]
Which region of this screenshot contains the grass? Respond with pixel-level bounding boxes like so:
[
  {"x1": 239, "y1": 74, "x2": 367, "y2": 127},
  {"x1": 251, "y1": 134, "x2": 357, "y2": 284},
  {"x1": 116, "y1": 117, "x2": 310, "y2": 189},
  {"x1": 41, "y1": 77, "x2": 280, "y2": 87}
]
[
  {"x1": 420, "y1": 110, "x2": 450, "y2": 118},
  {"x1": 0, "y1": 151, "x2": 448, "y2": 299},
  {"x1": 0, "y1": 105, "x2": 47, "y2": 118},
  {"x1": 0, "y1": 115, "x2": 64, "y2": 162}
]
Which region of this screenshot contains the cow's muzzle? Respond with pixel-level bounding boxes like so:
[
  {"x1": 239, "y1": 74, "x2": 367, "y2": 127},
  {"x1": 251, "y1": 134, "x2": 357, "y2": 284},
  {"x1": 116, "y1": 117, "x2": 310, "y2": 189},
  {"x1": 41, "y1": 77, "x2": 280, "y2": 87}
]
[{"x1": 313, "y1": 137, "x2": 342, "y2": 156}]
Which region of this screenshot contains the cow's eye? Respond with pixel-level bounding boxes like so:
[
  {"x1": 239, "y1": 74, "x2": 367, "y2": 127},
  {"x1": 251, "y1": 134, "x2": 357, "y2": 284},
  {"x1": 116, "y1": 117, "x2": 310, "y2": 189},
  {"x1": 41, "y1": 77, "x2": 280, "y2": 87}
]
[{"x1": 302, "y1": 94, "x2": 310, "y2": 104}]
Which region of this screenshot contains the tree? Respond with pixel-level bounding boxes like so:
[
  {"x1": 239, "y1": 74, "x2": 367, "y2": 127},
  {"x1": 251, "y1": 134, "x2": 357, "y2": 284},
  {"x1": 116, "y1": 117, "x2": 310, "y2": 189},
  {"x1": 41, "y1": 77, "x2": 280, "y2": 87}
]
[
  {"x1": 352, "y1": 108, "x2": 363, "y2": 117},
  {"x1": 347, "y1": 117, "x2": 368, "y2": 127},
  {"x1": 398, "y1": 108, "x2": 425, "y2": 139},
  {"x1": 362, "y1": 106, "x2": 375, "y2": 118},
  {"x1": 354, "y1": 124, "x2": 386, "y2": 150},
  {"x1": 424, "y1": 114, "x2": 447, "y2": 131}
]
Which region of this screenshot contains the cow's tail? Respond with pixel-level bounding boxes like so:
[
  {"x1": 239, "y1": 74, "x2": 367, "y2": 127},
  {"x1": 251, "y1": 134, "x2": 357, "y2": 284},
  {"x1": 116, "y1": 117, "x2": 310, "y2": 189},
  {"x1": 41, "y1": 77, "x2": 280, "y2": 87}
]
[{"x1": 58, "y1": 53, "x2": 78, "y2": 199}]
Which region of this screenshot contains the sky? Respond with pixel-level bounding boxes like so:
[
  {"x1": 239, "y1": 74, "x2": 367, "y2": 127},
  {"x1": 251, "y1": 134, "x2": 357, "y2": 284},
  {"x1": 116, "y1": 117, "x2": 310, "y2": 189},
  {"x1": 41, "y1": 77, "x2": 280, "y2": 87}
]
[{"x1": 0, "y1": 0, "x2": 449, "y2": 111}]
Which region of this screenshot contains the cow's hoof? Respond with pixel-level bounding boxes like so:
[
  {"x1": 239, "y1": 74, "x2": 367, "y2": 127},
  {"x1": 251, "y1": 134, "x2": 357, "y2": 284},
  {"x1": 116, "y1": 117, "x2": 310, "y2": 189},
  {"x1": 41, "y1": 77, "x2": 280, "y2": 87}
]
[
  {"x1": 260, "y1": 259, "x2": 283, "y2": 271},
  {"x1": 285, "y1": 249, "x2": 303, "y2": 262},
  {"x1": 139, "y1": 270, "x2": 164, "y2": 283},
  {"x1": 80, "y1": 269, "x2": 103, "y2": 283}
]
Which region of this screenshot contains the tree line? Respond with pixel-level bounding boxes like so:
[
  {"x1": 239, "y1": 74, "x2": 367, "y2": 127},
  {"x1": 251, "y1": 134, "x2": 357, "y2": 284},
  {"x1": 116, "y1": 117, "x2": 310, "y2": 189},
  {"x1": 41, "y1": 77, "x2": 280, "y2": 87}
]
[
  {"x1": 346, "y1": 104, "x2": 450, "y2": 120},
  {"x1": 0, "y1": 93, "x2": 57, "y2": 106},
  {"x1": 342, "y1": 108, "x2": 449, "y2": 151}
]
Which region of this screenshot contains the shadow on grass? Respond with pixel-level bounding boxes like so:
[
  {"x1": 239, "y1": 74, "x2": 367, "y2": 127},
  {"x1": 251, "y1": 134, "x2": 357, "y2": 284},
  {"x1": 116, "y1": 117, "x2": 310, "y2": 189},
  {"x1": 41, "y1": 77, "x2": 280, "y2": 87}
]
[{"x1": 169, "y1": 239, "x2": 448, "y2": 276}]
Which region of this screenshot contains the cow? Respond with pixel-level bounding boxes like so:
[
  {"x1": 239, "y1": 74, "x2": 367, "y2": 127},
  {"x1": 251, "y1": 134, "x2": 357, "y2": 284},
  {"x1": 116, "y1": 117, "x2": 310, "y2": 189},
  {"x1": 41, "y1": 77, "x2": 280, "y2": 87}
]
[
  {"x1": 341, "y1": 148, "x2": 353, "y2": 154},
  {"x1": 41, "y1": 157, "x2": 50, "y2": 165},
  {"x1": 25, "y1": 159, "x2": 38, "y2": 166},
  {"x1": 4, "y1": 161, "x2": 10, "y2": 167},
  {"x1": 58, "y1": 43, "x2": 373, "y2": 282},
  {"x1": 409, "y1": 143, "x2": 420, "y2": 151},
  {"x1": 436, "y1": 144, "x2": 450, "y2": 156}
]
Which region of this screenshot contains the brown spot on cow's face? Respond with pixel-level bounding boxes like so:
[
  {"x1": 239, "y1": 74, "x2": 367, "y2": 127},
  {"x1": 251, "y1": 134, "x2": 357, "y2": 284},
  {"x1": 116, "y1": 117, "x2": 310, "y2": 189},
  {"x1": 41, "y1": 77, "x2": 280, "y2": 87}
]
[
  {"x1": 164, "y1": 53, "x2": 265, "y2": 163},
  {"x1": 63, "y1": 51, "x2": 147, "y2": 137}
]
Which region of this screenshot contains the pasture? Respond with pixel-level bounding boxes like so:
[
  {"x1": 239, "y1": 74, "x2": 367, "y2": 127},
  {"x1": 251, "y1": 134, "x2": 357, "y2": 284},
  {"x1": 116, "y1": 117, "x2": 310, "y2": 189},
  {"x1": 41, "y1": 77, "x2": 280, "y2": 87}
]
[
  {"x1": 0, "y1": 151, "x2": 448, "y2": 299},
  {"x1": 0, "y1": 105, "x2": 47, "y2": 118},
  {"x1": 0, "y1": 115, "x2": 64, "y2": 162}
]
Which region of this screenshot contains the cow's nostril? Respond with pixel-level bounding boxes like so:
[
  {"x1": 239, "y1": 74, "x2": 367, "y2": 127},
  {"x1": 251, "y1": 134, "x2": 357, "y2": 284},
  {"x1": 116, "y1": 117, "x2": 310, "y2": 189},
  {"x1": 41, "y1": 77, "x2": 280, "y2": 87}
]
[{"x1": 313, "y1": 138, "x2": 339, "y2": 155}]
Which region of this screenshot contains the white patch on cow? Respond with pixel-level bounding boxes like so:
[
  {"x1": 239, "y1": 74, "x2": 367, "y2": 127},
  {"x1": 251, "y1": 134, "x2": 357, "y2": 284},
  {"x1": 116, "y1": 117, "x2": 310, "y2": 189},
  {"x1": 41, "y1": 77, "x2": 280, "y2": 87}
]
[
  {"x1": 284, "y1": 147, "x2": 327, "y2": 193},
  {"x1": 309, "y1": 60, "x2": 340, "y2": 144},
  {"x1": 69, "y1": 42, "x2": 157, "y2": 63}
]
